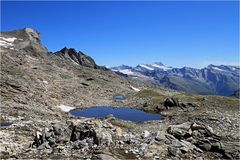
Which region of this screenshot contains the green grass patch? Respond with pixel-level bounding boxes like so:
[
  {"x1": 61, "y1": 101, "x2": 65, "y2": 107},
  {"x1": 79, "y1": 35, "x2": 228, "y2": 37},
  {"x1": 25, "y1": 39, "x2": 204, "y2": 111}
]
[
  {"x1": 109, "y1": 119, "x2": 136, "y2": 130},
  {"x1": 135, "y1": 89, "x2": 162, "y2": 98},
  {"x1": 135, "y1": 89, "x2": 167, "y2": 105},
  {"x1": 205, "y1": 95, "x2": 239, "y2": 111},
  {"x1": 173, "y1": 93, "x2": 204, "y2": 102}
]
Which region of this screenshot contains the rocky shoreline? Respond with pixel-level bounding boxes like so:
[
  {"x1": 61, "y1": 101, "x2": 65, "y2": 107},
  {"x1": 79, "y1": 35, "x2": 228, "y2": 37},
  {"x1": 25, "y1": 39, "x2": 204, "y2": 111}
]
[{"x1": 1, "y1": 97, "x2": 239, "y2": 160}]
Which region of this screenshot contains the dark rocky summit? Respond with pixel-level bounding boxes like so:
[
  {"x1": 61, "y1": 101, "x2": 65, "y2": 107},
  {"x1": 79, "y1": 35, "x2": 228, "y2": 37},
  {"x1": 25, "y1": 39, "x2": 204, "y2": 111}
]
[
  {"x1": 0, "y1": 28, "x2": 239, "y2": 159},
  {"x1": 53, "y1": 47, "x2": 106, "y2": 69}
]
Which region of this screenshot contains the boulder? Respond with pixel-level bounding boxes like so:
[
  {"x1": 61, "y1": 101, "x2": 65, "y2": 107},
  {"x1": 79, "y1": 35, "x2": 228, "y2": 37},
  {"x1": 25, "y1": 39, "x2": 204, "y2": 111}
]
[
  {"x1": 179, "y1": 102, "x2": 199, "y2": 108},
  {"x1": 190, "y1": 123, "x2": 214, "y2": 137},
  {"x1": 70, "y1": 123, "x2": 100, "y2": 147},
  {"x1": 37, "y1": 142, "x2": 51, "y2": 150},
  {"x1": 155, "y1": 131, "x2": 165, "y2": 144},
  {"x1": 48, "y1": 137, "x2": 56, "y2": 146},
  {"x1": 92, "y1": 154, "x2": 116, "y2": 160},
  {"x1": 156, "y1": 104, "x2": 168, "y2": 112},
  {"x1": 95, "y1": 130, "x2": 112, "y2": 146},
  {"x1": 164, "y1": 98, "x2": 178, "y2": 107},
  {"x1": 55, "y1": 124, "x2": 72, "y2": 143},
  {"x1": 33, "y1": 131, "x2": 43, "y2": 147},
  {"x1": 168, "y1": 146, "x2": 181, "y2": 157},
  {"x1": 139, "y1": 143, "x2": 148, "y2": 153},
  {"x1": 180, "y1": 140, "x2": 202, "y2": 153},
  {"x1": 142, "y1": 130, "x2": 151, "y2": 139},
  {"x1": 164, "y1": 97, "x2": 199, "y2": 110},
  {"x1": 167, "y1": 122, "x2": 192, "y2": 140},
  {"x1": 212, "y1": 141, "x2": 240, "y2": 159},
  {"x1": 115, "y1": 127, "x2": 123, "y2": 137}
]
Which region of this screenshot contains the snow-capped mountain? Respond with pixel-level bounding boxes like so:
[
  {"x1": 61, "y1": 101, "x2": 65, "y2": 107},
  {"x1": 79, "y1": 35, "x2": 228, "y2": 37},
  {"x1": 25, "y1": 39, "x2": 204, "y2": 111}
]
[
  {"x1": 111, "y1": 63, "x2": 240, "y2": 96},
  {"x1": 111, "y1": 65, "x2": 136, "y2": 76},
  {"x1": 135, "y1": 62, "x2": 172, "y2": 72}
]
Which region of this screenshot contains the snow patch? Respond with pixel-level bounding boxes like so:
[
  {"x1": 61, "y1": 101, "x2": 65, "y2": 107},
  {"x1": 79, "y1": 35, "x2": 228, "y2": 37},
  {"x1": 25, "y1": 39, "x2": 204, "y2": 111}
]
[
  {"x1": 143, "y1": 130, "x2": 151, "y2": 138},
  {"x1": 57, "y1": 104, "x2": 75, "y2": 112},
  {"x1": 43, "y1": 80, "x2": 48, "y2": 84},
  {"x1": 0, "y1": 41, "x2": 14, "y2": 47},
  {"x1": 130, "y1": 86, "x2": 140, "y2": 92},
  {"x1": 70, "y1": 58, "x2": 80, "y2": 65},
  {"x1": 0, "y1": 37, "x2": 17, "y2": 42},
  {"x1": 151, "y1": 64, "x2": 171, "y2": 71},
  {"x1": 212, "y1": 67, "x2": 224, "y2": 72},
  {"x1": 0, "y1": 37, "x2": 17, "y2": 49},
  {"x1": 36, "y1": 131, "x2": 42, "y2": 139},
  {"x1": 139, "y1": 64, "x2": 154, "y2": 70},
  {"x1": 230, "y1": 66, "x2": 239, "y2": 71},
  {"x1": 118, "y1": 69, "x2": 135, "y2": 75}
]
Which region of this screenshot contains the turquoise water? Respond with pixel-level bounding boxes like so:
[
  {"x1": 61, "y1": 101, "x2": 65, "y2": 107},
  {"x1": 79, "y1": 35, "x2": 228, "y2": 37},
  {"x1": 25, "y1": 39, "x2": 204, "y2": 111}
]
[{"x1": 69, "y1": 106, "x2": 161, "y2": 122}]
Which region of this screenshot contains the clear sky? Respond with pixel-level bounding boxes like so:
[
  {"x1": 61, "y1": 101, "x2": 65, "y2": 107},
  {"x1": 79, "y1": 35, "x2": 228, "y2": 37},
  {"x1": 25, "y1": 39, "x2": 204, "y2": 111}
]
[{"x1": 1, "y1": 1, "x2": 239, "y2": 68}]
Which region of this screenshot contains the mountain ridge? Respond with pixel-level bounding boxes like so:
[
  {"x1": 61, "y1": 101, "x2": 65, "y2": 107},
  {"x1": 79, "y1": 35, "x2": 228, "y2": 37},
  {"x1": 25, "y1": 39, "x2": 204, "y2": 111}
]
[
  {"x1": 112, "y1": 62, "x2": 240, "y2": 96},
  {"x1": 1, "y1": 27, "x2": 239, "y2": 97}
]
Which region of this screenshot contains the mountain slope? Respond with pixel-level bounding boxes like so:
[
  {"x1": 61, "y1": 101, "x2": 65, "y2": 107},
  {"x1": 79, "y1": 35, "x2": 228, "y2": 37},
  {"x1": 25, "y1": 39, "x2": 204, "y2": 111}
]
[
  {"x1": 0, "y1": 28, "x2": 146, "y2": 120},
  {"x1": 112, "y1": 62, "x2": 240, "y2": 96}
]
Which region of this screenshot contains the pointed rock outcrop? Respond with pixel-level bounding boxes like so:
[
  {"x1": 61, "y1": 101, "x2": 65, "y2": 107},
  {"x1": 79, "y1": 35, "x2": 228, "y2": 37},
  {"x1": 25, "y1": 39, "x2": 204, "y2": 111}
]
[{"x1": 54, "y1": 47, "x2": 106, "y2": 69}]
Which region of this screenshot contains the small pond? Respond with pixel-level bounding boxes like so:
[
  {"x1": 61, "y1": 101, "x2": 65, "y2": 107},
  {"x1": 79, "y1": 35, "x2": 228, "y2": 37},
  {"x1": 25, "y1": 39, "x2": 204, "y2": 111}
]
[
  {"x1": 0, "y1": 122, "x2": 12, "y2": 127},
  {"x1": 114, "y1": 95, "x2": 125, "y2": 100},
  {"x1": 69, "y1": 106, "x2": 161, "y2": 122}
]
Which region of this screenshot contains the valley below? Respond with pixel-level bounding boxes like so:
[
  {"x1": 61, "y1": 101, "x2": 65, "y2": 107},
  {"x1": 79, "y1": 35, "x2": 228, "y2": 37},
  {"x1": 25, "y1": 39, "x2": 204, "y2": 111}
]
[{"x1": 0, "y1": 28, "x2": 239, "y2": 159}]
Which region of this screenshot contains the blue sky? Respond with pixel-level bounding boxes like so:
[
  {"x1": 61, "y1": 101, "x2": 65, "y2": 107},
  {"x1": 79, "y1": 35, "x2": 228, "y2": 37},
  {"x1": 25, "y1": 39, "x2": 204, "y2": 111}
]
[{"x1": 1, "y1": 1, "x2": 239, "y2": 68}]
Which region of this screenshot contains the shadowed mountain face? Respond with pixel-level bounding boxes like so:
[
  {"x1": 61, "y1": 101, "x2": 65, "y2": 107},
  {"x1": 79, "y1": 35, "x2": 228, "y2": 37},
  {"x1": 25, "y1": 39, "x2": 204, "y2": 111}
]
[
  {"x1": 53, "y1": 47, "x2": 99, "y2": 69},
  {"x1": 112, "y1": 63, "x2": 240, "y2": 96}
]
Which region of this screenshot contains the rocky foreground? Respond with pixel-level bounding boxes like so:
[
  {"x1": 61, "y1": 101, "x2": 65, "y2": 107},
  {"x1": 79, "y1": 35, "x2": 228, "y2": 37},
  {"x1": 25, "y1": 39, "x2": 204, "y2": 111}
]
[
  {"x1": 0, "y1": 28, "x2": 239, "y2": 159},
  {"x1": 1, "y1": 96, "x2": 239, "y2": 160}
]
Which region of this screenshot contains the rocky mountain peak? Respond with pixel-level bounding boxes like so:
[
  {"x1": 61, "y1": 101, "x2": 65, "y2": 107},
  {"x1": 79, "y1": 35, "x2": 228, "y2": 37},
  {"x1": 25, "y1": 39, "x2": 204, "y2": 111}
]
[
  {"x1": 0, "y1": 27, "x2": 48, "y2": 54},
  {"x1": 111, "y1": 65, "x2": 132, "y2": 70},
  {"x1": 54, "y1": 47, "x2": 100, "y2": 69},
  {"x1": 24, "y1": 28, "x2": 41, "y2": 42},
  {"x1": 59, "y1": 47, "x2": 77, "y2": 54},
  {"x1": 1, "y1": 28, "x2": 108, "y2": 70}
]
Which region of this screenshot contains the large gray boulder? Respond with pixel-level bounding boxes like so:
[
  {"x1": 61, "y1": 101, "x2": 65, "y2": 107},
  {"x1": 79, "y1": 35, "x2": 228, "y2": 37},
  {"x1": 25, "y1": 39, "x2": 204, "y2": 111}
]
[
  {"x1": 167, "y1": 122, "x2": 240, "y2": 159},
  {"x1": 167, "y1": 122, "x2": 192, "y2": 140}
]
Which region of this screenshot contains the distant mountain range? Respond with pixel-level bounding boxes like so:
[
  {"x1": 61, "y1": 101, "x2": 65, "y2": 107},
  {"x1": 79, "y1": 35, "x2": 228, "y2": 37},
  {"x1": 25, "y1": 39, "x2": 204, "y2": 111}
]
[{"x1": 112, "y1": 62, "x2": 240, "y2": 96}]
